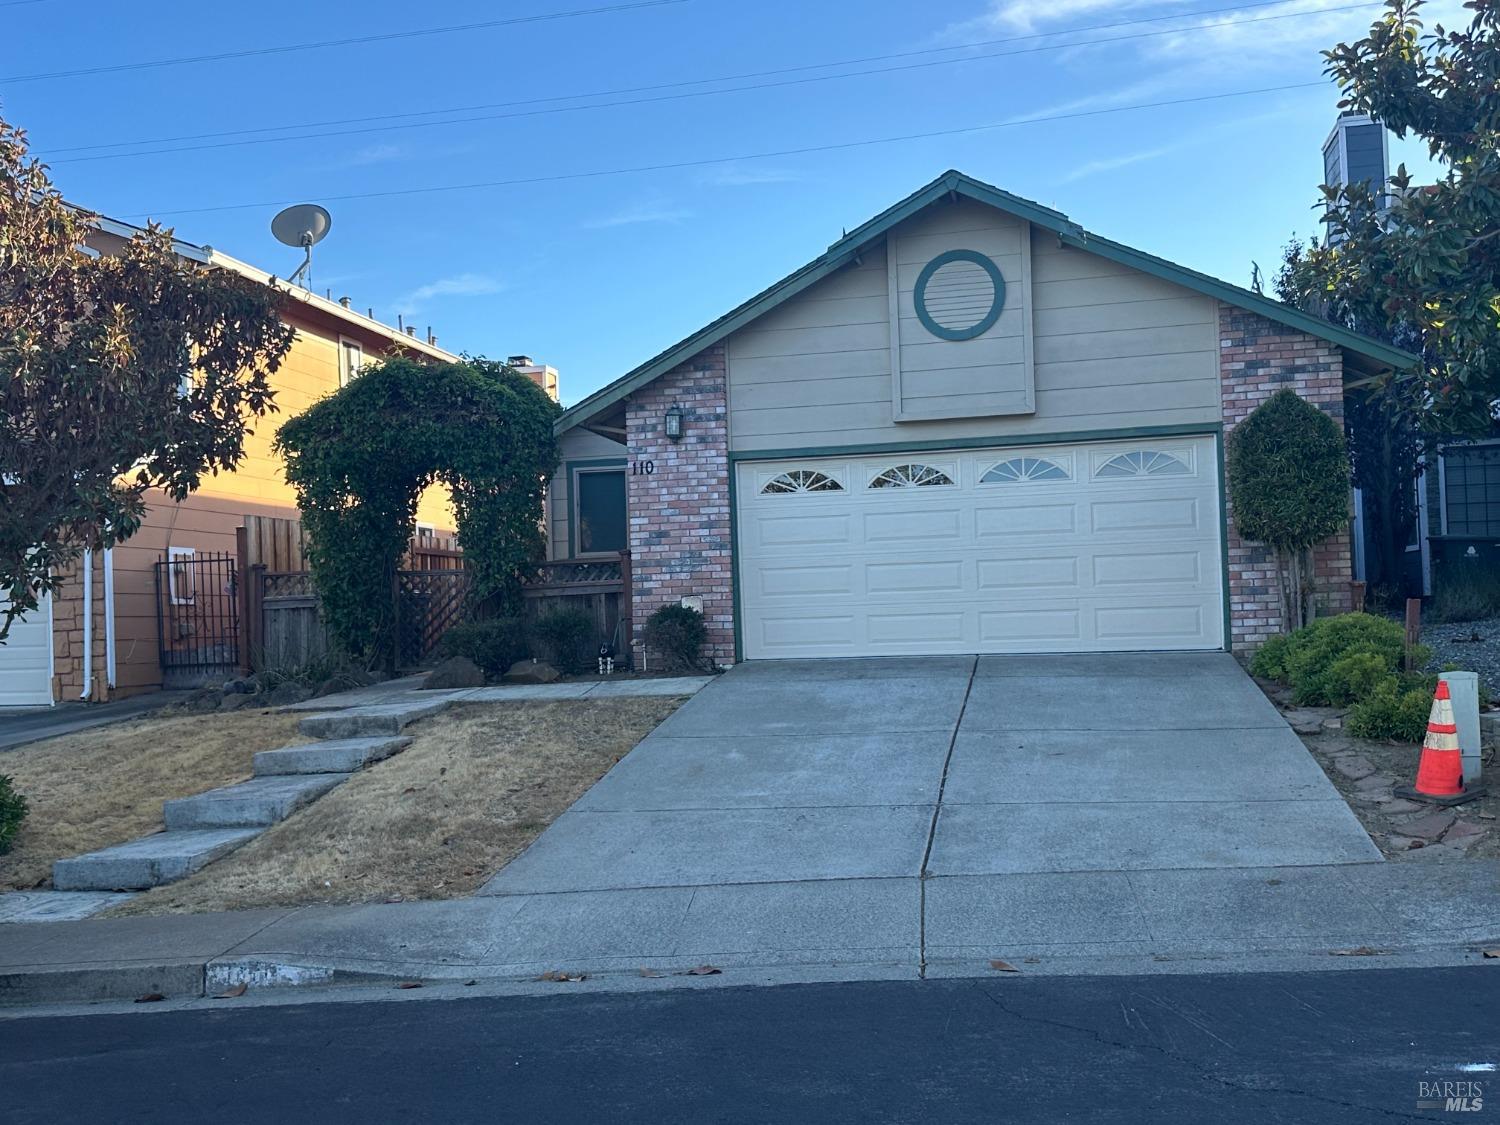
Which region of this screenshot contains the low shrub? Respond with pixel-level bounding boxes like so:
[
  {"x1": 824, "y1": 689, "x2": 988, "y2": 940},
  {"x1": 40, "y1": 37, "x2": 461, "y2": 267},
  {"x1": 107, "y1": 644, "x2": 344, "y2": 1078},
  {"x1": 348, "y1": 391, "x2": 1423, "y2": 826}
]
[
  {"x1": 1431, "y1": 564, "x2": 1500, "y2": 624},
  {"x1": 643, "y1": 603, "x2": 708, "y2": 673},
  {"x1": 1346, "y1": 676, "x2": 1438, "y2": 742},
  {"x1": 437, "y1": 617, "x2": 527, "y2": 680},
  {"x1": 529, "y1": 608, "x2": 597, "y2": 674},
  {"x1": 1250, "y1": 612, "x2": 1427, "y2": 706},
  {"x1": 0, "y1": 775, "x2": 28, "y2": 855}
]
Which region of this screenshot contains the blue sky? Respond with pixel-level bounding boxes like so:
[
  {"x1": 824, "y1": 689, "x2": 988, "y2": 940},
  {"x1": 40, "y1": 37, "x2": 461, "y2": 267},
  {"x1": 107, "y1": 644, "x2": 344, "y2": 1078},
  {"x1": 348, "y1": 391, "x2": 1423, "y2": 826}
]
[{"x1": 5, "y1": 0, "x2": 1457, "y2": 405}]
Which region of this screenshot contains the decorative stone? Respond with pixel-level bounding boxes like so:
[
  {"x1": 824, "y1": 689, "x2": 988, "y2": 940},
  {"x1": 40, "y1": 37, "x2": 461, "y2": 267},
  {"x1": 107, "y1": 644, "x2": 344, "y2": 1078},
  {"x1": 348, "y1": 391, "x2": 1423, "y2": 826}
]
[
  {"x1": 503, "y1": 659, "x2": 561, "y2": 685},
  {"x1": 423, "y1": 656, "x2": 485, "y2": 690},
  {"x1": 1321, "y1": 717, "x2": 1343, "y2": 732},
  {"x1": 1382, "y1": 799, "x2": 1423, "y2": 814},
  {"x1": 1398, "y1": 809, "x2": 1458, "y2": 841},
  {"x1": 1443, "y1": 820, "x2": 1486, "y2": 843},
  {"x1": 1332, "y1": 755, "x2": 1377, "y2": 781},
  {"x1": 1353, "y1": 773, "x2": 1394, "y2": 792}
]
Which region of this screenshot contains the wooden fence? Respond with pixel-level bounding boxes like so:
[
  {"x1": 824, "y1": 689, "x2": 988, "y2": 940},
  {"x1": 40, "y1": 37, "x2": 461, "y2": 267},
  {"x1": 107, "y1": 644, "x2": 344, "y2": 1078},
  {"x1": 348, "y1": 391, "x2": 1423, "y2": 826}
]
[{"x1": 521, "y1": 552, "x2": 632, "y2": 658}]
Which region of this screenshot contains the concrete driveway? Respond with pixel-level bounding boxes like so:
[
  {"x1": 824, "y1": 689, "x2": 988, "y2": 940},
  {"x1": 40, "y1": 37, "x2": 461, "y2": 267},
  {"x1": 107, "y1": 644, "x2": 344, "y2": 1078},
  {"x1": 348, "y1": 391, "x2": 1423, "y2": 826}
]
[
  {"x1": 485, "y1": 653, "x2": 1377, "y2": 896},
  {"x1": 477, "y1": 653, "x2": 1386, "y2": 972}
]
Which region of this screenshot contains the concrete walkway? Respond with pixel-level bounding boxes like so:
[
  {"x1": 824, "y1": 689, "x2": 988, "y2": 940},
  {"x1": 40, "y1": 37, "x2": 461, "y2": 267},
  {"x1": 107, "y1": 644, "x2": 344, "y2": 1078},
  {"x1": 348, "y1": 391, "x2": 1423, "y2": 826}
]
[
  {"x1": 0, "y1": 691, "x2": 191, "y2": 753},
  {"x1": 5, "y1": 656, "x2": 1496, "y2": 1007}
]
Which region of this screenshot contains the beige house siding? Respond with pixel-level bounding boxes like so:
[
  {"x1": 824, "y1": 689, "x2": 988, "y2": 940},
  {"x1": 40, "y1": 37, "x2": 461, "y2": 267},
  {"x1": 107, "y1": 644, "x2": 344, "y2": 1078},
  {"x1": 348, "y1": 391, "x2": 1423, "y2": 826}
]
[
  {"x1": 549, "y1": 426, "x2": 627, "y2": 560},
  {"x1": 726, "y1": 198, "x2": 1221, "y2": 453}
]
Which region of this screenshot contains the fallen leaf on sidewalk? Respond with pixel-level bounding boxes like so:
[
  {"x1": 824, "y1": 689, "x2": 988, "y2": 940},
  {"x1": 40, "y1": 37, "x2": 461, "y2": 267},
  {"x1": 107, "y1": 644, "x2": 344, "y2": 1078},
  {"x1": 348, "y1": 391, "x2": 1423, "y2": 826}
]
[
  {"x1": 1483, "y1": 950, "x2": 1499, "y2": 959},
  {"x1": 134, "y1": 993, "x2": 165, "y2": 1003},
  {"x1": 395, "y1": 981, "x2": 423, "y2": 989},
  {"x1": 988, "y1": 959, "x2": 1021, "y2": 973},
  {"x1": 1330, "y1": 946, "x2": 1385, "y2": 956},
  {"x1": 682, "y1": 965, "x2": 722, "y2": 976},
  {"x1": 212, "y1": 983, "x2": 248, "y2": 999},
  {"x1": 537, "y1": 970, "x2": 587, "y2": 982}
]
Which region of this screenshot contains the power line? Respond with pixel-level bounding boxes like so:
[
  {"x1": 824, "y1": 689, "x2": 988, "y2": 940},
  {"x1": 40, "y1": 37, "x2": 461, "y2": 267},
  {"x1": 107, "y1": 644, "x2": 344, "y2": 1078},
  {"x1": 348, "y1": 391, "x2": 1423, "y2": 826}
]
[
  {"x1": 124, "y1": 80, "x2": 1330, "y2": 220},
  {"x1": 46, "y1": 1, "x2": 1377, "y2": 165},
  {"x1": 0, "y1": 0, "x2": 692, "y2": 85}
]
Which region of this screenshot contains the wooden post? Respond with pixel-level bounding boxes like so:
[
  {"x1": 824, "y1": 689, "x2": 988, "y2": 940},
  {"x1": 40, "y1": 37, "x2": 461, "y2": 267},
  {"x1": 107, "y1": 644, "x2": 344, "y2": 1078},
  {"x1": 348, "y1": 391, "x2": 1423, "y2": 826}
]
[
  {"x1": 1349, "y1": 580, "x2": 1367, "y2": 614},
  {"x1": 1404, "y1": 597, "x2": 1422, "y2": 672},
  {"x1": 618, "y1": 549, "x2": 633, "y2": 668},
  {"x1": 246, "y1": 564, "x2": 267, "y2": 674},
  {"x1": 235, "y1": 526, "x2": 252, "y2": 676}
]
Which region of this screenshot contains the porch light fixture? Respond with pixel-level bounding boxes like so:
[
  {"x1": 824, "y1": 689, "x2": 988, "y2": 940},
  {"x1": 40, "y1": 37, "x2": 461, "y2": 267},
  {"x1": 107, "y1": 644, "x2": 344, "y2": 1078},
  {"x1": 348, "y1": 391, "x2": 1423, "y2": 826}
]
[{"x1": 664, "y1": 403, "x2": 685, "y2": 442}]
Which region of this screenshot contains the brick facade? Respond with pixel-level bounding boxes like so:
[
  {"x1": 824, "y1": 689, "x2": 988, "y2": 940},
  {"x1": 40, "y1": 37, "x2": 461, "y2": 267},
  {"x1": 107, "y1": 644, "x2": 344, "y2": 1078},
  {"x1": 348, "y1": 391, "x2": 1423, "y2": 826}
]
[
  {"x1": 624, "y1": 345, "x2": 735, "y2": 666},
  {"x1": 1219, "y1": 304, "x2": 1354, "y2": 652}
]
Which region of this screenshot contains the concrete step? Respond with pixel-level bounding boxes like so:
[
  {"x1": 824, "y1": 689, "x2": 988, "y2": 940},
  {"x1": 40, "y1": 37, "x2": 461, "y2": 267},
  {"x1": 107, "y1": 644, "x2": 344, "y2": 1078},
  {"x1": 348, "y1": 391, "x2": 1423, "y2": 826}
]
[
  {"x1": 53, "y1": 829, "x2": 262, "y2": 891},
  {"x1": 162, "y1": 775, "x2": 347, "y2": 831},
  {"x1": 254, "y1": 735, "x2": 411, "y2": 776},
  {"x1": 298, "y1": 698, "x2": 451, "y2": 740}
]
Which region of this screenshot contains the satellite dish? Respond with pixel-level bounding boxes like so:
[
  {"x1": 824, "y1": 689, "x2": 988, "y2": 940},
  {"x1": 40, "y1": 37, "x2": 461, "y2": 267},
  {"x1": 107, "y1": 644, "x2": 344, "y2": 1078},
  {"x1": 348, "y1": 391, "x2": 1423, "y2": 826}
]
[{"x1": 270, "y1": 203, "x2": 332, "y2": 288}]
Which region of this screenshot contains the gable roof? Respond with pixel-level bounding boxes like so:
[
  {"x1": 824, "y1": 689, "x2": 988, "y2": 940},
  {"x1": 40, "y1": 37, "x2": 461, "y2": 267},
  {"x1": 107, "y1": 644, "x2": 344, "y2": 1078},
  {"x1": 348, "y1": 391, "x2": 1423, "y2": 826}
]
[{"x1": 558, "y1": 169, "x2": 1417, "y2": 434}]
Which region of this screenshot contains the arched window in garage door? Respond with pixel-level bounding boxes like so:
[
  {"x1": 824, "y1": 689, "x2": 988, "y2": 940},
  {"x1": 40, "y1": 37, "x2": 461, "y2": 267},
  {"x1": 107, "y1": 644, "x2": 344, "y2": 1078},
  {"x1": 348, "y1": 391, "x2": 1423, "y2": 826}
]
[
  {"x1": 761, "y1": 470, "x2": 845, "y2": 495},
  {"x1": 980, "y1": 457, "x2": 1069, "y2": 484},
  {"x1": 1096, "y1": 450, "x2": 1191, "y2": 478},
  {"x1": 868, "y1": 463, "x2": 955, "y2": 489}
]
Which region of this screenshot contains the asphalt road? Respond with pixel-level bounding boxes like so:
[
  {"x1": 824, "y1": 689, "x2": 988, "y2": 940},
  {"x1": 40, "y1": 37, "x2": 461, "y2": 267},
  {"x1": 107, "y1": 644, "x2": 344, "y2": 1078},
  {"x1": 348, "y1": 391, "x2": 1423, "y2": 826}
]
[{"x1": 4, "y1": 968, "x2": 1495, "y2": 1123}]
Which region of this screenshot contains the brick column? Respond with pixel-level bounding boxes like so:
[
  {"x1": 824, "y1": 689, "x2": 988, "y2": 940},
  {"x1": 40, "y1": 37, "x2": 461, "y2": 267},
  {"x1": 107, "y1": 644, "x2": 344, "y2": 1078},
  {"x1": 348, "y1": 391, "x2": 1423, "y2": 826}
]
[
  {"x1": 1219, "y1": 304, "x2": 1353, "y2": 652},
  {"x1": 624, "y1": 345, "x2": 735, "y2": 665}
]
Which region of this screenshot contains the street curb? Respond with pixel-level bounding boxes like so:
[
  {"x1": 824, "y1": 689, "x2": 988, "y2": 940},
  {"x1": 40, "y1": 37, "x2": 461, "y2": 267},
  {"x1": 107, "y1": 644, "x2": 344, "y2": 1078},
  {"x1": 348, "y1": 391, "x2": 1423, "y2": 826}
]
[{"x1": 0, "y1": 961, "x2": 205, "y2": 1006}]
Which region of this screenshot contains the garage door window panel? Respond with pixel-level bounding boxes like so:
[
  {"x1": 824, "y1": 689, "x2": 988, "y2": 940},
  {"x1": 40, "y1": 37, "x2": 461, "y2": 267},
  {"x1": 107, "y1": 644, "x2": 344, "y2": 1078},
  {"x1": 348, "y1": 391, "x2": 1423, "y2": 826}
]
[
  {"x1": 1095, "y1": 450, "x2": 1191, "y2": 479},
  {"x1": 980, "y1": 456, "x2": 1070, "y2": 484},
  {"x1": 868, "y1": 463, "x2": 956, "y2": 489},
  {"x1": 761, "y1": 469, "x2": 845, "y2": 495}
]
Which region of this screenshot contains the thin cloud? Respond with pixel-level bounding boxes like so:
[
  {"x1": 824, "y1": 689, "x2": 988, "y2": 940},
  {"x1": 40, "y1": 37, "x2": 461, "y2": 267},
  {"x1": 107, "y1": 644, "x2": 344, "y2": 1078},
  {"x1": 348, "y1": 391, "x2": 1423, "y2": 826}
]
[
  {"x1": 345, "y1": 142, "x2": 406, "y2": 166},
  {"x1": 394, "y1": 272, "x2": 503, "y2": 315},
  {"x1": 696, "y1": 164, "x2": 803, "y2": 187},
  {"x1": 1059, "y1": 143, "x2": 1178, "y2": 182},
  {"x1": 582, "y1": 201, "x2": 691, "y2": 229}
]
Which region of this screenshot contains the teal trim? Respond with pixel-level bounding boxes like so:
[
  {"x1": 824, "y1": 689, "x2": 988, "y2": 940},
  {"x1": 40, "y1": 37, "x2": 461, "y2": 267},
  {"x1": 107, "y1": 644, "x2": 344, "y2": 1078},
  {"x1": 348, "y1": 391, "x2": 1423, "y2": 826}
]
[
  {"x1": 727, "y1": 466, "x2": 743, "y2": 664},
  {"x1": 728, "y1": 423, "x2": 1224, "y2": 464},
  {"x1": 1215, "y1": 430, "x2": 1232, "y2": 653},
  {"x1": 558, "y1": 168, "x2": 1417, "y2": 436},
  {"x1": 562, "y1": 457, "x2": 626, "y2": 560},
  {"x1": 913, "y1": 249, "x2": 1006, "y2": 342}
]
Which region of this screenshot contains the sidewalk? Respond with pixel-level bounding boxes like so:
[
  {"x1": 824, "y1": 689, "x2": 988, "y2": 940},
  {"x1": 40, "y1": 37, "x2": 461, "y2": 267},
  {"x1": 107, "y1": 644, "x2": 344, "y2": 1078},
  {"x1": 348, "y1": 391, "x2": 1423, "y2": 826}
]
[{"x1": 3, "y1": 860, "x2": 1497, "y2": 1008}]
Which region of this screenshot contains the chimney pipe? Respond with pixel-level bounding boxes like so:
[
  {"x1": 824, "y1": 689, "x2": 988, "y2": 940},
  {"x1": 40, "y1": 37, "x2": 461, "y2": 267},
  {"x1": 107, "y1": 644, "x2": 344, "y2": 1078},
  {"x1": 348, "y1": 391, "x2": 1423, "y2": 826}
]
[
  {"x1": 339, "y1": 296, "x2": 352, "y2": 308},
  {"x1": 398, "y1": 313, "x2": 405, "y2": 332},
  {"x1": 405, "y1": 326, "x2": 416, "y2": 337}
]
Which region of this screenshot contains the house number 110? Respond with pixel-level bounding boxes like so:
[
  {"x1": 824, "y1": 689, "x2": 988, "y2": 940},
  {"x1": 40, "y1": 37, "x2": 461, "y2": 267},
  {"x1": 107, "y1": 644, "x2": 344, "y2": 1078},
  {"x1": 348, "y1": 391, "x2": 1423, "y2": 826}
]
[{"x1": 631, "y1": 460, "x2": 656, "y2": 476}]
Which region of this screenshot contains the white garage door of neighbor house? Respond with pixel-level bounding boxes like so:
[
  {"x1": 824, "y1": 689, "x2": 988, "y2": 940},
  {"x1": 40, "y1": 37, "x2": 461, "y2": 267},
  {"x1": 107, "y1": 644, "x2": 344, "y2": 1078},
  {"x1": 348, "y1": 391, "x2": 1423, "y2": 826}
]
[
  {"x1": 0, "y1": 592, "x2": 53, "y2": 707},
  {"x1": 735, "y1": 437, "x2": 1225, "y2": 659}
]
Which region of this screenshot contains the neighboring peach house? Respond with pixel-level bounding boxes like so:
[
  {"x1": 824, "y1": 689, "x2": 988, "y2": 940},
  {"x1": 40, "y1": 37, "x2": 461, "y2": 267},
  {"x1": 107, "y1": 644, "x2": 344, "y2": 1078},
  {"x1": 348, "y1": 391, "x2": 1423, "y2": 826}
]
[{"x1": 0, "y1": 213, "x2": 555, "y2": 705}]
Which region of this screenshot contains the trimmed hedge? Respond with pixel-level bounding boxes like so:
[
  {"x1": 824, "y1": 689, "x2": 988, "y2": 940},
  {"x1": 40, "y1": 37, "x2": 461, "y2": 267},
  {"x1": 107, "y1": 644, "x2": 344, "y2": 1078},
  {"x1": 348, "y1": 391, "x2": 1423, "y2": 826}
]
[
  {"x1": 529, "y1": 608, "x2": 597, "y2": 675},
  {"x1": 0, "y1": 775, "x2": 27, "y2": 855},
  {"x1": 1250, "y1": 612, "x2": 1427, "y2": 707},
  {"x1": 436, "y1": 618, "x2": 528, "y2": 680},
  {"x1": 643, "y1": 604, "x2": 708, "y2": 673}
]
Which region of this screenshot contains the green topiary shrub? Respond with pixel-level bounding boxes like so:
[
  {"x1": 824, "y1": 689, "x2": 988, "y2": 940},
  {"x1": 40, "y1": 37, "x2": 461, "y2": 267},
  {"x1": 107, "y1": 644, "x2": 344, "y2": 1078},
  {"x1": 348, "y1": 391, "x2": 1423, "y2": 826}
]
[
  {"x1": 437, "y1": 617, "x2": 527, "y2": 680},
  {"x1": 1346, "y1": 677, "x2": 1437, "y2": 742},
  {"x1": 529, "y1": 607, "x2": 597, "y2": 674},
  {"x1": 1322, "y1": 650, "x2": 1397, "y2": 706},
  {"x1": 0, "y1": 775, "x2": 28, "y2": 855},
  {"x1": 643, "y1": 603, "x2": 708, "y2": 673},
  {"x1": 1225, "y1": 389, "x2": 1350, "y2": 630}
]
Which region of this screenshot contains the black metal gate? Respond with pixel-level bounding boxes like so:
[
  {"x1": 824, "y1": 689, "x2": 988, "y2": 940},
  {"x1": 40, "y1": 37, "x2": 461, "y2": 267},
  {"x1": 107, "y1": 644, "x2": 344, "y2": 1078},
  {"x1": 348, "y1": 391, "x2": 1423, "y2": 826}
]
[{"x1": 154, "y1": 551, "x2": 240, "y2": 688}]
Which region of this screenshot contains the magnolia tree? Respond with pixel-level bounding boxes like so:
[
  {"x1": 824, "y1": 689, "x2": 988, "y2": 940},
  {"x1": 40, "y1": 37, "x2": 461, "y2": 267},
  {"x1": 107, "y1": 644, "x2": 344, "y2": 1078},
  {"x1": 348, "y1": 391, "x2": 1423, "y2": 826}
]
[
  {"x1": 1226, "y1": 390, "x2": 1352, "y2": 630},
  {"x1": 1277, "y1": 0, "x2": 1500, "y2": 591},
  {"x1": 0, "y1": 117, "x2": 295, "y2": 636}
]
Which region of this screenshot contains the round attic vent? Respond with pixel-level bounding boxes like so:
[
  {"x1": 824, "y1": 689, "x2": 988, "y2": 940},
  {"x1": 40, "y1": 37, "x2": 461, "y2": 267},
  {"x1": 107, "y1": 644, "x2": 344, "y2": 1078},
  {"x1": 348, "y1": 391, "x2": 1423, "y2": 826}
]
[{"x1": 912, "y1": 249, "x2": 1006, "y2": 342}]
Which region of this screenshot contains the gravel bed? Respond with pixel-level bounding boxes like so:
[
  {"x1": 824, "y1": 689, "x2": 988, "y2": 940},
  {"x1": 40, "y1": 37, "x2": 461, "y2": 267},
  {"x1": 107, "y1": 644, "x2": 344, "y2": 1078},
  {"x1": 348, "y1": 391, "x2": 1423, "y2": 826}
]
[{"x1": 1421, "y1": 615, "x2": 1500, "y2": 685}]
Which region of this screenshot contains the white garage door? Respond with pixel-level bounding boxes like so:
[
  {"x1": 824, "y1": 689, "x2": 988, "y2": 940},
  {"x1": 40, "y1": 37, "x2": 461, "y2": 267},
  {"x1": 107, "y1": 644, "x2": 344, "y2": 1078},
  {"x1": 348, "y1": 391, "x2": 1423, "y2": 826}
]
[
  {"x1": 0, "y1": 593, "x2": 54, "y2": 707},
  {"x1": 736, "y1": 436, "x2": 1224, "y2": 658}
]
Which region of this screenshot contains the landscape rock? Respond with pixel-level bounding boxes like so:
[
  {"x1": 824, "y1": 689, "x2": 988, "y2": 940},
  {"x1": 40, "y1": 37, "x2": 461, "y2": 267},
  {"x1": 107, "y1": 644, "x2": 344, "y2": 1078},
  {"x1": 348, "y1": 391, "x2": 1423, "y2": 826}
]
[
  {"x1": 423, "y1": 656, "x2": 485, "y2": 690},
  {"x1": 1382, "y1": 798, "x2": 1424, "y2": 815},
  {"x1": 218, "y1": 693, "x2": 262, "y2": 713},
  {"x1": 503, "y1": 659, "x2": 561, "y2": 685},
  {"x1": 1398, "y1": 808, "x2": 1458, "y2": 841},
  {"x1": 260, "y1": 682, "x2": 313, "y2": 707},
  {"x1": 1443, "y1": 819, "x2": 1486, "y2": 844},
  {"x1": 1332, "y1": 755, "x2": 1377, "y2": 781},
  {"x1": 1353, "y1": 772, "x2": 1394, "y2": 792}
]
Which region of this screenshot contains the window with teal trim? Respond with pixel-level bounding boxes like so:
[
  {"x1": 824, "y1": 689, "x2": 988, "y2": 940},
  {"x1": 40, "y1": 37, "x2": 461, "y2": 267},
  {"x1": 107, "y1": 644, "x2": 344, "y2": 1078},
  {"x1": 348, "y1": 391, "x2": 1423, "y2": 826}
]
[
  {"x1": 981, "y1": 457, "x2": 1069, "y2": 484},
  {"x1": 1096, "y1": 450, "x2": 1190, "y2": 478},
  {"x1": 761, "y1": 470, "x2": 844, "y2": 495},
  {"x1": 869, "y1": 463, "x2": 955, "y2": 489}
]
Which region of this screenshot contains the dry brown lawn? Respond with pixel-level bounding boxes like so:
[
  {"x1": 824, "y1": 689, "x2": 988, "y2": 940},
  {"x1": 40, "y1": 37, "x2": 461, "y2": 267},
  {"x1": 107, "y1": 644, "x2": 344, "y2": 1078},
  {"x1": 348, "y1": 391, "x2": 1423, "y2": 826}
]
[
  {"x1": 0, "y1": 710, "x2": 305, "y2": 891},
  {"x1": 109, "y1": 697, "x2": 681, "y2": 916}
]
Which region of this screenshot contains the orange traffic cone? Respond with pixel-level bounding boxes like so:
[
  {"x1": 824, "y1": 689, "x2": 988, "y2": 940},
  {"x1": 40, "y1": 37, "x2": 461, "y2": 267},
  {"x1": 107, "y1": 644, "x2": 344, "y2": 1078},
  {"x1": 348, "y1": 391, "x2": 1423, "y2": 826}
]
[{"x1": 1395, "y1": 680, "x2": 1486, "y2": 806}]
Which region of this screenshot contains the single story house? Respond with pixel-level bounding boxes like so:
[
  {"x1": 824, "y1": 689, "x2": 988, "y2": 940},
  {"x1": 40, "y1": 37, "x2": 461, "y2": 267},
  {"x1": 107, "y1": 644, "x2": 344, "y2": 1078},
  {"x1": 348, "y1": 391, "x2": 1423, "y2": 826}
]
[{"x1": 548, "y1": 170, "x2": 1416, "y2": 665}]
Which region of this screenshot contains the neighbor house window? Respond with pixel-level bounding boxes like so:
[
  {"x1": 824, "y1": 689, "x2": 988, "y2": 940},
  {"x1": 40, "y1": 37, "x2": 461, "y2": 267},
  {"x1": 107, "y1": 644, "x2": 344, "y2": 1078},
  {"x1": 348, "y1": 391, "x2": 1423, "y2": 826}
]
[
  {"x1": 1443, "y1": 444, "x2": 1500, "y2": 536},
  {"x1": 339, "y1": 338, "x2": 364, "y2": 387},
  {"x1": 574, "y1": 467, "x2": 627, "y2": 555},
  {"x1": 167, "y1": 546, "x2": 196, "y2": 605}
]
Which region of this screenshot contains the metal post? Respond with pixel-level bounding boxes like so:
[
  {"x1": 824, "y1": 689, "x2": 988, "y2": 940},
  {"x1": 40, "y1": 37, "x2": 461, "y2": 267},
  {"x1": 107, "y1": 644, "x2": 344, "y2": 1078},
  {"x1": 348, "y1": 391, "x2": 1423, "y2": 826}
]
[
  {"x1": 1440, "y1": 670, "x2": 1483, "y2": 782},
  {"x1": 619, "y1": 549, "x2": 633, "y2": 668}
]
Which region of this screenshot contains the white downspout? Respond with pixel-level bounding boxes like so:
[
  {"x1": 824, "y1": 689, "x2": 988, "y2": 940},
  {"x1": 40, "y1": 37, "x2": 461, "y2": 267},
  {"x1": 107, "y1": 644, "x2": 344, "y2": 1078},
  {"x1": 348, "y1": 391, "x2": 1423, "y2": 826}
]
[
  {"x1": 103, "y1": 547, "x2": 117, "y2": 690},
  {"x1": 79, "y1": 550, "x2": 93, "y2": 700}
]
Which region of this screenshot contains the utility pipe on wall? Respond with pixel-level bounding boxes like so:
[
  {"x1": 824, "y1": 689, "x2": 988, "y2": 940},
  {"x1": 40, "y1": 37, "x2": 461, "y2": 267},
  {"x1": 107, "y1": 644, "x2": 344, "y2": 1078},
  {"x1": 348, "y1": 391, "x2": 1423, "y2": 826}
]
[
  {"x1": 103, "y1": 547, "x2": 117, "y2": 691},
  {"x1": 79, "y1": 549, "x2": 93, "y2": 700}
]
